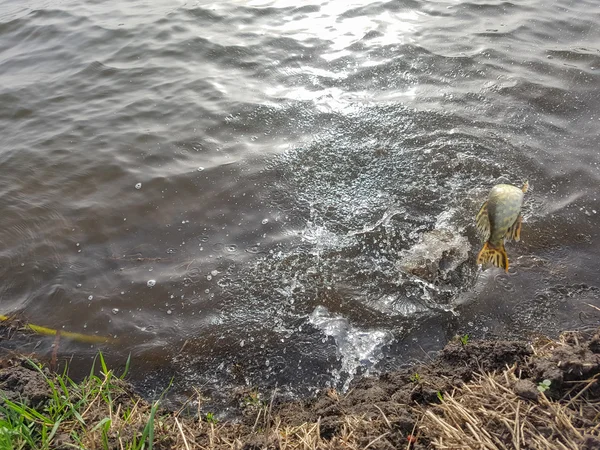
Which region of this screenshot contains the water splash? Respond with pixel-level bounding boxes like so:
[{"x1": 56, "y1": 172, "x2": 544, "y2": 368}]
[{"x1": 309, "y1": 305, "x2": 391, "y2": 391}]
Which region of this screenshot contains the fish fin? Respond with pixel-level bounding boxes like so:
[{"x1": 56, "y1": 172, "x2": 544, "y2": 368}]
[
  {"x1": 522, "y1": 181, "x2": 529, "y2": 193},
  {"x1": 475, "y1": 201, "x2": 490, "y2": 241},
  {"x1": 477, "y1": 241, "x2": 509, "y2": 273},
  {"x1": 506, "y1": 214, "x2": 523, "y2": 242}
]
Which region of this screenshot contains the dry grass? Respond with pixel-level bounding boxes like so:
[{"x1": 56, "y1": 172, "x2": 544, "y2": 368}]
[
  {"x1": 70, "y1": 364, "x2": 599, "y2": 449},
  {"x1": 416, "y1": 366, "x2": 599, "y2": 450},
  {"x1": 2, "y1": 330, "x2": 600, "y2": 449}
]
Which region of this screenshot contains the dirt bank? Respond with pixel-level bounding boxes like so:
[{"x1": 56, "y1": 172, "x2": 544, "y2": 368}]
[{"x1": 1, "y1": 327, "x2": 599, "y2": 449}]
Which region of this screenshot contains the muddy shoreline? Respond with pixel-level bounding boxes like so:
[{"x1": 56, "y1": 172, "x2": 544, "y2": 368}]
[{"x1": 1, "y1": 325, "x2": 600, "y2": 449}]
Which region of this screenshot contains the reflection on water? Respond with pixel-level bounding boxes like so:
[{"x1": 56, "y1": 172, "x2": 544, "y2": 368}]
[{"x1": 0, "y1": 0, "x2": 599, "y2": 401}]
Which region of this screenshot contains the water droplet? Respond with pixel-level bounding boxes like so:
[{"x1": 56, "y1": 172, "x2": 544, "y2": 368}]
[
  {"x1": 135, "y1": 183, "x2": 142, "y2": 189},
  {"x1": 262, "y1": 219, "x2": 269, "y2": 224},
  {"x1": 197, "y1": 167, "x2": 204, "y2": 172},
  {"x1": 88, "y1": 295, "x2": 93, "y2": 301},
  {"x1": 240, "y1": 340, "x2": 245, "y2": 347},
  {"x1": 121, "y1": 291, "x2": 125, "y2": 295},
  {"x1": 83, "y1": 323, "x2": 87, "y2": 329},
  {"x1": 207, "y1": 275, "x2": 212, "y2": 281},
  {"x1": 211, "y1": 270, "x2": 218, "y2": 276},
  {"x1": 147, "y1": 279, "x2": 156, "y2": 287},
  {"x1": 112, "y1": 308, "x2": 119, "y2": 315},
  {"x1": 76, "y1": 284, "x2": 82, "y2": 288},
  {"x1": 167, "y1": 309, "x2": 172, "y2": 315}
]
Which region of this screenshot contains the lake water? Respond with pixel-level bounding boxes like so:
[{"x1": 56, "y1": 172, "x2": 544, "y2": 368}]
[{"x1": 1, "y1": 0, "x2": 599, "y2": 406}]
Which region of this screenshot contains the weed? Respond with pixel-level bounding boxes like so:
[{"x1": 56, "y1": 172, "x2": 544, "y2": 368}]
[
  {"x1": 243, "y1": 391, "x2": 263, "y2": 407},
  {"x1": 205, "y1": 412, "x2": 218, "y2": 424},
  {"x1": 410, "y1": 373, "x2": 422, "y2": 383},
  {"x1": 537, "y1": 379, "x2": 552, "y2": 393},
  {"x1": 459, "y1": 334, "x2": 470, "y2": 346}
]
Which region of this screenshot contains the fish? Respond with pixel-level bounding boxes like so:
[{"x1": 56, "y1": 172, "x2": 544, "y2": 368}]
[{"x1": 476, "y1": 181, "x2": 528, "y2": 272}]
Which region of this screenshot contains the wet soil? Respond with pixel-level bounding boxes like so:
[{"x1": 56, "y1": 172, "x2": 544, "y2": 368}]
[{"x1": 1, "y1": 327, "x2": 600, "y2": 449}]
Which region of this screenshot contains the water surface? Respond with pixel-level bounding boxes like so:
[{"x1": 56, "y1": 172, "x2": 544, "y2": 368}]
[{"x1": 1, "y1": 0, "x2": 599, "y2": 406}]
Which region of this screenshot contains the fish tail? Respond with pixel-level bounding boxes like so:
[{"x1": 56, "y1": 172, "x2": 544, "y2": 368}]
[{"x1": 477, "y1": 241, "x2": 509, "y2": 272}]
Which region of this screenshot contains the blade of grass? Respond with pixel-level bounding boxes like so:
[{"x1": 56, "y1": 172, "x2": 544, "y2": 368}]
[
  {"x1": 98, "y1": 352, "x2": 108, "y2": 376},
  {"x1": 3, "y1": 399, "x2": 52, "y2": 425},
  {"x1": 120, "y1": 354, "x2": 131, "y2": 379},
  {"x1": 91, "y1": 417, "x2": 112, "y2": 433},
  {"x1": 138, "y1": 401, "x2": 159, "y2": 450}
]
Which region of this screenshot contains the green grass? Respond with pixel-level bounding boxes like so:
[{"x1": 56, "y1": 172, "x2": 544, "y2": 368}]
[{"x1": 0, "y1": 353, "x2": 166, "y2": 450}]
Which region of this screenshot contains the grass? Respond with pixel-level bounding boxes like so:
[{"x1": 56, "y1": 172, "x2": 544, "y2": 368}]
[
  {"x1": 417, "y1": 367, "x2": 597, "y2": 450},
  {"x1": 0, "y1": 353, "x2": 166, "y2": 450},
  {"x1": 1, "y1": 330, "x2": 599, "y2": 449}
]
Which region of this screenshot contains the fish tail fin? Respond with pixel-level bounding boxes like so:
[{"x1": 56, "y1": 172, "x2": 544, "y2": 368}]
[
  {"x1": 477, "y1": 241, "x2": 509, "y2": 272},
  {"x1": 522, "y1": 180, "x2": 529, "y2": 193}
]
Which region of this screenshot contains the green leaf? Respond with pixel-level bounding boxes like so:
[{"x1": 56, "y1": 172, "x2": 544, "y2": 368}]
[
  {"x1": 98, "y1": 352, "x2": 108, "y2": 376},
  {"x1": 48, "y1": 419, "x2": 62, "y2": 442},
  {"x1": 91, "y1": 417, "x2": 112, "y2": 433}
]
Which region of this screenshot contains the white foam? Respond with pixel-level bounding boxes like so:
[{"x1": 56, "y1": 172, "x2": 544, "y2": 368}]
[{"x1": 309, "y1": 306, "x2": 391, "y2": 391}]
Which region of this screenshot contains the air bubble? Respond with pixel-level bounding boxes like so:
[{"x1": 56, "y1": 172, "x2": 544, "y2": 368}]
[
  {"x1": 262, "y1": 219, "x2": 269, "y2": 224},
  {"x1": 211, "y1": 270, "x2": 218, "y2": 276},
  {"x1": 112, "y1": 308, "x2": 119, "y2": 315},
  {"x1": 167, "y1": 309, "x2": 172, "y2": 315},
  {"x1": 135, "y1": 183, "x2": 142, "y2": 189},
  {"x1": 147, "y1": 279, "x2": 156, "y2": 287},
  {"x1": 88, "y1": 295, "x2": 93, "y2": 301}
]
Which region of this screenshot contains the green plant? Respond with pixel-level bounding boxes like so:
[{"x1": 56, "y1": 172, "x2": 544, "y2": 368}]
[
  {"x1": 459, "y1": 334, "x2": 470, "y2": 346},
  {"x1": 410, "y1": 373, "x2": 422, "y2": 383},
  {"x1": 243, "y1": 391, "x2": 262, "y2": 407},
  {"x1": 537, "y1": 379, "x2": 552, "y2": 393},
  {"x1": 436, "y1": 391, "x2": 444, "y2": 402},
  {"x1": 205, "y1": 412, "x2": 218, "y2": 424}
]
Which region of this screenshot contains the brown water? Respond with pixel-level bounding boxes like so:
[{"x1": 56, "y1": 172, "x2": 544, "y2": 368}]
[{"x1": 1, "y1": 0, "x2": 599, "y2": 407}]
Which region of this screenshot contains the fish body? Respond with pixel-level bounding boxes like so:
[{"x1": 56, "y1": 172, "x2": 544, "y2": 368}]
[{"x1": 476, "y1": 181, "x2": 528, "y2": 272}]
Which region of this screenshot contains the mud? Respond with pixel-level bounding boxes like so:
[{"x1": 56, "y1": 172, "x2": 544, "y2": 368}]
[
  {"x1": 273, "y1": 329, "x2": 600, "y2": 449},
  {"x1": 1, "y1": 327, "x2": 600, "y2": 449},
  {"x1": 0, "y1": 356, "x2": 51, "y2": 407}
]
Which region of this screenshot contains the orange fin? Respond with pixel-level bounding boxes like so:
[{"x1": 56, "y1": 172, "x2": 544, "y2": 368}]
[
  {"x1": 522, "y1": 181, "x2": 529, "y2": 193},
  {"x1": 475, "y1": 201, "x2": 490, "y2": 241},
  {"x1": 505, "y1": 214, "x2": 523, "y2": 242},
  {"x1": 477, "y1": 241, "x2": 509, "y2": 272}
]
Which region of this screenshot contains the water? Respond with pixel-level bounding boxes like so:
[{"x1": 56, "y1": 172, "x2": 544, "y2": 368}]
[{"x1": 1, "y1": 0, "x2": 599, "y2": 404}]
